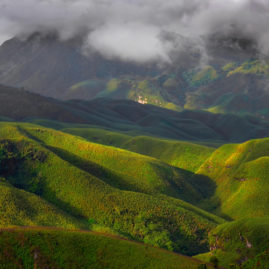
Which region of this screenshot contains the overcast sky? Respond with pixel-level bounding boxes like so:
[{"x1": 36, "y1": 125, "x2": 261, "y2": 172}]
[{"x1": 1, "y1": 0, "x2": 269, "y2": 63}]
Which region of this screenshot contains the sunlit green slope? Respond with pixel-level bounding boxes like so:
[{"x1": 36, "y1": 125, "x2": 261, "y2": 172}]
[
  {"x1": 62, "y1": 126, "x2": 215, "y2": 172},
  {"x1": 196, "y1": 217, "x2": 269, "y2": 268},
  {"x1": 197, "y1": 137, "x2": 269, "y2": 218},
  {"x1": 0, "y1": 122, "x2": 224, "y2": 255}
]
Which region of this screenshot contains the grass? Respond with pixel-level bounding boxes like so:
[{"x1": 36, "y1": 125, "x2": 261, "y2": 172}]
[
  {"x1": 0, "y1": 227, "x2": 216, "y2": 269},
  {"x1": 0, "y1": 181, "x2": 84, "y2": 229},
  {"x1": 0, "y1": 107, "x2": 268, "y2": 267},
  {"x1": 196, "y1": 217, "x2": 269, "y2": 268},
  {"x1": 197, "y1": 137, "x2": 269, "y2": 219},
  {"x1": 0, "y1": 122, "x2": 224, "y2": 255},
  {"x1": 22, "y1": 125, "x2": 206, "y2": 201},
  {"x1": 61, "y1": 126, "x2": 215, "y2": 172}
]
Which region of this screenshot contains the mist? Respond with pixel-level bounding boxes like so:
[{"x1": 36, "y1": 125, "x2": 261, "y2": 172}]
[{"x1": 1, "y1": 0, "x2": 269, "y2": 63}]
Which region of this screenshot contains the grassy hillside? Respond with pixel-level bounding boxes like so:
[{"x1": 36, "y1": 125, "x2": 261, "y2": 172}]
[
  {"x1": 197, "y1": 138, "x2": 269, "y2": 219},
  {"x1": 196, "y1": 217, "x2": 269, "y2": 268},
  {"x1": 0, "y1": 227, "x2": 215, "y2": 269},
  {"x1": 0, "y1": 181, "x2": 83, "y2": 229},
  {"x1": 62, "y1": 127, "x2": 215, "y2": 172},
  {"x1": 0, "y1": 122, "x2": 224, "y2": 255},
  {"x1": 21, "y1": 125, "x2": 205, "y2": 201}
]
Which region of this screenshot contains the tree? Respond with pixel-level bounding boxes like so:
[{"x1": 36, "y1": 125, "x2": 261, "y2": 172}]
[{"x1": 209, "y1": 256, "x2": 219, "y2": 269}]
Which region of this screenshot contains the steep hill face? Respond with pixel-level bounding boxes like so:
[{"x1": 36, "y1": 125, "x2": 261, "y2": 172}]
[
  {"x1": 0, "y1": 34, "x2": 269, "y2": 118},
  {"x1": 196, "y1": 217, "x2": 269, "y2": 268},
  {"x1": 0, "y1": 33, "x2": 159, "y2": 99},
  {"x1": 197, "y1": 137, "x2": 269, "y2": 219}
]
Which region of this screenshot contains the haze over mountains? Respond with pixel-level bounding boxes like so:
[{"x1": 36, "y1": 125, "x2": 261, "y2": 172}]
[{"x1": 0, "y1": 32, "x2": 269, "y2": 120}]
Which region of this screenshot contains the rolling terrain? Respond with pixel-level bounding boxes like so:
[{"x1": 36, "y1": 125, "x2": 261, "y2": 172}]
[
  {"x1": 0, "y1": 227, "x2": 216, "y2": 269},
  {"x1": 2, "y1": 1, "x2": 269, "y2": 268},
  {"x1": 197, "y1": 137, "x2": 269, "y2": 219},
  {"x1": 0, "y1": 84, "x2": 269, "y2": 144},
  {"x1": 0, "y1": 85, "x2": 268, "y2": 267},
  {"x1": 196, "y1": 217, "x2": 269, "y2": 268},
  {"x1": 0, "y1": 122, "x2": 224, "y2": 256}
]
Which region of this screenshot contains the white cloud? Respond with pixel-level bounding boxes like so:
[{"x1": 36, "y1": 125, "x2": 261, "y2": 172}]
[{"x1": 0, "y1": 0, "x2": 269, "y2": 62}]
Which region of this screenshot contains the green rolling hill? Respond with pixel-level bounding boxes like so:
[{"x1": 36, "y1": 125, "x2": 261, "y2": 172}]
[
  {"x1": 197, "y1": 137, "x2": 269, "y2": 219},
  {"x1": 0, "y1": 227, "x2": 216, "y2": 269},
  {"x1": 0, "y1": 122, "x2": 224, "y2": 256},
  {"x1": 196, "y1": 217, "x2": 269, "y2": 268},
  {"x1": 0, "y1": 119, "x2": 268, "y2": 267},
  {"x1": 0, "y1": 85, "x2": 268, "y2": 267},
  {"x1": 0, "y1": 181, "x2": 83, "y2": 229}
]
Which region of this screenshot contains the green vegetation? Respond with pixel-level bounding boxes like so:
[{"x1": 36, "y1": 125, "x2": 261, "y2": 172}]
[
  {"x1": 0, "y1": 227, "x2": 215, "y2": 269},
  {"x1": 1, "y1": 36, "x2": 269, "y2": 268},
  {"x1": 196, "y1": 217, "x2": 269, "y2": 268},
  {"x1": 183, "y1": 66, "x2": 219, "y2": 88},
  {"x1": 23, "y1": 125, "x2": 205, "y2": 201},
  {"x1": 106, "y1": 78, "x2": 119, "y2": 92},
  {"x1": 0, "y1": 122, "x2": 224, "y2": 256},
  {"x1": 62, "y1": 127, "x2": 215, "y2": 172},
  {"x1": 0, "y1": 119, "x2": 268, "y2": 267},
  {"x1": 197, "y1": 137, "x2": 269, "y2": 219},
  {"x1": 0, "y1": 86, "x2": 268, "y2": 267},
  {"x1": 243, "y1": 249, "x2": 269, "y2": 269},
  {"x1": 222, "y1": 62, "x2": 237, "y2": 72},
  {"x1": 226, "y1": 60, "x2": 269, "y2": 77},
  {"x1": 0, "y1": 181, "x2": 83, "y2": 229}
]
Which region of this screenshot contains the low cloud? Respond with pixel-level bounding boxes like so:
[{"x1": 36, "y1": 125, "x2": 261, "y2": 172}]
[{"x1": 1, "y1": 0, "x2": 269, "y2": 63}]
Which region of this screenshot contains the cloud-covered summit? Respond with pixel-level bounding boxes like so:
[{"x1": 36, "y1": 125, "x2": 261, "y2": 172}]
[{"x1": 0, "y1": 0, "x2": 268, "y2": 63}]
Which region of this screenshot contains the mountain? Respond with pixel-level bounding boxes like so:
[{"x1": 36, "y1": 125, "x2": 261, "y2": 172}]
[
  {"x1": 0, "y1": 33, "x2": 269, "y2": 267},
  {"x1": 0, "y1": 33, "x2": 159, "y2": 100},
  {"x1": 0, "y1": 34, "x2": 269, "y2": 118}
]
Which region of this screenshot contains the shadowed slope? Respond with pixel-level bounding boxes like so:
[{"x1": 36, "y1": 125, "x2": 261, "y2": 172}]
[
  {"x1": 1, "y1": 84, "x2": 269, "y2": 143},
  {"x1": 0, "y1": 182, "x2": 84, "y2": 229}
]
